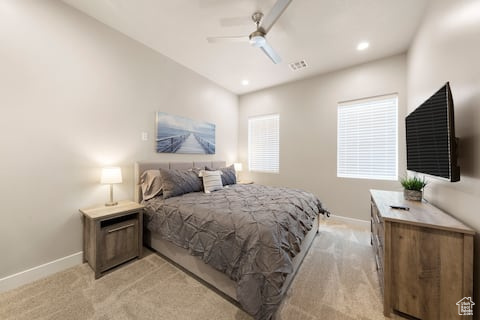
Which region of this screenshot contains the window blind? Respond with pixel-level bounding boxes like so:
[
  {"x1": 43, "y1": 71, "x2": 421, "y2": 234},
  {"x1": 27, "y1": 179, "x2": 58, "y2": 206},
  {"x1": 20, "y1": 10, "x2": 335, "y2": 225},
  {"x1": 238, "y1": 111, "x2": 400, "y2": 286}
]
[
  {"x1": 248, "y1": 114, "x2": 280, "y2": 173},
  {"x1": 337, "y1": 95, "x2": 398, "y2": 180}
]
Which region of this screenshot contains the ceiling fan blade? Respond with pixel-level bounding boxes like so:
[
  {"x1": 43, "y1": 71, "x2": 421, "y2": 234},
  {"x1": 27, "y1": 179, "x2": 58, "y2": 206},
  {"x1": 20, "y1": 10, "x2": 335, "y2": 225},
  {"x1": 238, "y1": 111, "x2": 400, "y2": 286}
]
[
  {"x1": 219, "y1": 16, "x2": 252, "y2": 27},
  {"x1": 258, "y1": 0, "x2": 292, "y2": 34},
  {"x1": 259, "y1": 40, "x2": 282, "y2": 64},
  {"x1": 198, "y1": 0, "x2": 237, "y2": 8},
  {"x1": 206, "y1": 36, "x2": 249, "y2": 43}
]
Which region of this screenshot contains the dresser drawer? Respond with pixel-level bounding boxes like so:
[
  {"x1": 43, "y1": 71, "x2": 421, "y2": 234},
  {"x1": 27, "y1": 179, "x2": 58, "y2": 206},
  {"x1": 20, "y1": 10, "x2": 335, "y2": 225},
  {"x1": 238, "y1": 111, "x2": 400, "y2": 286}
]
[
  {"x1": 371, "y1": 199, "x2": 385, "y2": 293},
  {"x1": 371, "y1": 200, "x2": 384, "y2": 244},
  {"x1": 376, "y1": 220, "x2": 384, "y2": 248},
  {"x1": 372, "y1": 202, "x2": 382, "y2": 226},
  {"x1": 375, "y1": 253, "x2": 384, "y2": 293}
]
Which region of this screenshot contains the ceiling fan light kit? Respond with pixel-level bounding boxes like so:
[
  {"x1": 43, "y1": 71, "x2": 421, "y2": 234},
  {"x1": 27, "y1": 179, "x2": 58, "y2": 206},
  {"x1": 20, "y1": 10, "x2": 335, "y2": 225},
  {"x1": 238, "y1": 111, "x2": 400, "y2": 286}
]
[
  {"x1": 249, "y1": 32, "x2": 266, "y2": 47},
  {"x1": 207, "y1": 0, "x2": 292, "y2": 64}
]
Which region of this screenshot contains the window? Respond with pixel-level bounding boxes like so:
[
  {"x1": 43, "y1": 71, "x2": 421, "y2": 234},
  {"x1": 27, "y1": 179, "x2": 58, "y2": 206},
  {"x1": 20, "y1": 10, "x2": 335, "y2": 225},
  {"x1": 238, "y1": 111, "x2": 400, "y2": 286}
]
[
  {"x1": 337, "y1": 95, "x2": 398, "y2": 180},
  {"x1": 248, "y1": 114, "x2": 279, "y2": 173}
]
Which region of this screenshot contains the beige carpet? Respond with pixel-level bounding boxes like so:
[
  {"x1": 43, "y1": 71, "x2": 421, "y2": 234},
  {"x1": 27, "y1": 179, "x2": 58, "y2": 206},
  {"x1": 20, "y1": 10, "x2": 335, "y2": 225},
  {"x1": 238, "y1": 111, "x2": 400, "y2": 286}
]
[{"x1": 0, "y1": 221, "x2": 387, "y2": 320}]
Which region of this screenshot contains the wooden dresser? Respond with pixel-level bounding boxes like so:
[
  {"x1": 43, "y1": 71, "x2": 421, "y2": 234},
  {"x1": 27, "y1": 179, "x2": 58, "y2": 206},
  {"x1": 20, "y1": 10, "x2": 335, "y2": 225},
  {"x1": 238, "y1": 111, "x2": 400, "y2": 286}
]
[{"x1": 370, "y1": 190, "x2": 474, "y2": 319}]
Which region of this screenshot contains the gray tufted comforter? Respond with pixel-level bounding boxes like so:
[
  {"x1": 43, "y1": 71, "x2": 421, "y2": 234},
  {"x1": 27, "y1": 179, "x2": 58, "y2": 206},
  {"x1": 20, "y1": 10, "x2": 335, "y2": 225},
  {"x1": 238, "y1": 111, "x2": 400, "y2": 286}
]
[{"x1": 143, "y1": 184, "x2": 322, "y2": 320}]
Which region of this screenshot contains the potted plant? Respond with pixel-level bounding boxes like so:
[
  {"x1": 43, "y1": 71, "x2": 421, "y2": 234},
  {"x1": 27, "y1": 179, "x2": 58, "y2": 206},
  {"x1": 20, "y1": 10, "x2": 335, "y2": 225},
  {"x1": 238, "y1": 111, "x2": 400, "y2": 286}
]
[{"x1": 400, "y1": 176, "x2": 427, "y2": 201}]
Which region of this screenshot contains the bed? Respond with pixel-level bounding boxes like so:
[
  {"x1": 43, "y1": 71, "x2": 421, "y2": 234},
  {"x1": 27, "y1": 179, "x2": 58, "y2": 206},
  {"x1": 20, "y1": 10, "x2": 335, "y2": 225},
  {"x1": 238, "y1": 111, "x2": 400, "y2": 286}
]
[{"x1": 134, "y1": 161, "x2": 324, "y2": 320}]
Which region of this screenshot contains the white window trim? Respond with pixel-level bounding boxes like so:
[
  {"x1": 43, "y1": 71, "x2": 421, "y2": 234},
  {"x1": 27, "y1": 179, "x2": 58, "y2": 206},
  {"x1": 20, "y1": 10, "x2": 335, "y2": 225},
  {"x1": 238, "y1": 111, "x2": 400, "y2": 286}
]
[
  {"x1": 337, "y1": 94, "x2": 398, "y2": 181},
  {"x1": 248, "y1": 113, "x2": 280, "y2": 174}
]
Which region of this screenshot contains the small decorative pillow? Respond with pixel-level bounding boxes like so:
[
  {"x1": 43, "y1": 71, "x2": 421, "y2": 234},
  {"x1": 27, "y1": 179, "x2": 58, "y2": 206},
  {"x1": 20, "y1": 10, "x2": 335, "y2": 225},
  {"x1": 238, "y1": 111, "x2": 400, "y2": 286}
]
[
  {"x1": 140, "y1": 170, "x2": 162, "y2": 200},
  {"x1": 199, "y1": 170, "x2": 223, "y2": 193},
  {"x1": 159, "y1": 168, "x2": 204, "y2": 199},
  {"x1": 205, "y1": 164, "x2": 236, "y2": 186}
]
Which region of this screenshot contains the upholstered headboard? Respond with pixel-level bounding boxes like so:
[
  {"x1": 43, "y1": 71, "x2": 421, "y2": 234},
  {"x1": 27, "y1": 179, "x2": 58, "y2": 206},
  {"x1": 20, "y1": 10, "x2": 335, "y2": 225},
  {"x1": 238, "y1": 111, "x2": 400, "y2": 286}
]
[{"x1": 134, "y1": 161, "x2": 226, "y2": 203}]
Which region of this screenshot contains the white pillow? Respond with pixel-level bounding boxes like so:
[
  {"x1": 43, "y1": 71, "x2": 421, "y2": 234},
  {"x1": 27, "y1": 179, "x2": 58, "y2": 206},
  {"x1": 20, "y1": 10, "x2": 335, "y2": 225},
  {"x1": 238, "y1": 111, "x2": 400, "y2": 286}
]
[{"x1": 199, "y1": 170, "x2": 223, "y2": 193}]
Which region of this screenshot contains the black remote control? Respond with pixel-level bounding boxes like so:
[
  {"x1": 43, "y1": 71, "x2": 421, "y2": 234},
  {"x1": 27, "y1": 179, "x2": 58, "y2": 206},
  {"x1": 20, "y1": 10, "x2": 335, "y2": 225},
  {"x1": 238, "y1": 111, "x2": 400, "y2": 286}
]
[{"x1": 390, "y1": 205, "x2": 410, "y2": 211}]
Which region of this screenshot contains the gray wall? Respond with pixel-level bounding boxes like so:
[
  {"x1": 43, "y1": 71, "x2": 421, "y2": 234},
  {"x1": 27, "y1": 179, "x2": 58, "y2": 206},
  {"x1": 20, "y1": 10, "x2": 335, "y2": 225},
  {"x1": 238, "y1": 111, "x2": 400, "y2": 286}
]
[
  {"x1": 238, "y1": 54, "x2": 407, "y2": 221},
  {"x1": 0, "y1": 0, "x2": 238, "y2": 278},
  {"x1": 406, "y1": 0, "x2": 480, "y2": 310}
]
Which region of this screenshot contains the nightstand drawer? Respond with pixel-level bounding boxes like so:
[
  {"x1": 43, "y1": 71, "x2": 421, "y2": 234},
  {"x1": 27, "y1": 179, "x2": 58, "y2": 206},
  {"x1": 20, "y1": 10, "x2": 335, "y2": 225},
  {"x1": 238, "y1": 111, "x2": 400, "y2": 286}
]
[{"x1": 100, "y1": 218, "x2": 139, "y2": 272}]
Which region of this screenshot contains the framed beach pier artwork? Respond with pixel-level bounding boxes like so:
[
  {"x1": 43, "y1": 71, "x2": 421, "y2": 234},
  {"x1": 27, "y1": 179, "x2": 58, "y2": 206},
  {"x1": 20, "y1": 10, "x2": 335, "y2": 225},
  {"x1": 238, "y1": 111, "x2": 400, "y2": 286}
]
[{"x1": 156, "y1": 112, "x2": 216, "y2": 154}]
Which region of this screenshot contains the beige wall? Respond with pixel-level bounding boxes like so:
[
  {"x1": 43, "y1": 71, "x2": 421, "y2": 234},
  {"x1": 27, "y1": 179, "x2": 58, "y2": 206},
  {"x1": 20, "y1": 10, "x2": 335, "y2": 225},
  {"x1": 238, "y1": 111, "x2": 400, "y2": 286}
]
[
  {"x1": 0, "y1": 0, "x2": 238, "y2": 278},
  {"x1": 406, "y1": 0, "x2": 480, "y2": 310},
  {"x1": 238, "y1": 54, "x2": 407, "y2": 221}
]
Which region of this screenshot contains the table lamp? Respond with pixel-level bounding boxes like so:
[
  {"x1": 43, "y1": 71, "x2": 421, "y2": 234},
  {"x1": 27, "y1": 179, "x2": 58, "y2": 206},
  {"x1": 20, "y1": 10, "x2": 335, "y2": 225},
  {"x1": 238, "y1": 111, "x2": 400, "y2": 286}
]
[
  {"x1": 101, "y1": 167, "x2": 122, "y2": 206},
  {"x1": 234, "y1": 162, "x2": 243, "y2": 181}
]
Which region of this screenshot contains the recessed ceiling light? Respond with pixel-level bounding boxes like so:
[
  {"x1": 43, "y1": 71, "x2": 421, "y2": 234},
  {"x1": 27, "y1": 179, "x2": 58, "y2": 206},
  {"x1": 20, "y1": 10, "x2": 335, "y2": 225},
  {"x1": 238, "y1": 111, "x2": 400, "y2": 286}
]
[
  {"x1": 357, "y1": 41, "x2": 369, "y2": 51},
  {"x1": 241, "y1": 80, "x2": 249, "y2": 86}
]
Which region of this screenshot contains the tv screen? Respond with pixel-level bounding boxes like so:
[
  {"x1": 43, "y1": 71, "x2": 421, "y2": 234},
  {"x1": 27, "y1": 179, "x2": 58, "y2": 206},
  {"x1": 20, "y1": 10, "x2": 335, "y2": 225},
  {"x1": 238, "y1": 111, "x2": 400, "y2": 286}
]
[{"x1": 406, "y1": 82, "x2": 460, "y2": 182}]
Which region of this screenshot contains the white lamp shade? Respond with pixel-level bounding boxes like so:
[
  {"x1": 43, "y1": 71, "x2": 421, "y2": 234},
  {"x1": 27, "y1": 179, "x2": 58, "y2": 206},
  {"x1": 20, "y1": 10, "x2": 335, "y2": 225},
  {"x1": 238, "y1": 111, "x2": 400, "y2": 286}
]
[
  {"x1": 101, "y1": 167, "x2": 122, "y2": 184},
  {"x1": 234, "y1": 163, "x2": 243, "y2": 172}
]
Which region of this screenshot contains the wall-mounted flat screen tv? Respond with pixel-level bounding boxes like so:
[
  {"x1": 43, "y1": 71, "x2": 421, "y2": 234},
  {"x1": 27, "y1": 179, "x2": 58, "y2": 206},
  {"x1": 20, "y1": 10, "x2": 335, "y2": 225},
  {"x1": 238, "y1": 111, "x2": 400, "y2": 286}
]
[{"x1": 405, "y1": 82, "x2": 460, "y2": 182}]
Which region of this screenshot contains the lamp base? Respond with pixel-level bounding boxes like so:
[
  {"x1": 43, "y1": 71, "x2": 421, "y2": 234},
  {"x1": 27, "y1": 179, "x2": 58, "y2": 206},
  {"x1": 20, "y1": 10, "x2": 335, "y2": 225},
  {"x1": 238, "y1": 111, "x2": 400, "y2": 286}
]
[{"x1": 105, "y1": 184, "x2": 118, "y2": 206}]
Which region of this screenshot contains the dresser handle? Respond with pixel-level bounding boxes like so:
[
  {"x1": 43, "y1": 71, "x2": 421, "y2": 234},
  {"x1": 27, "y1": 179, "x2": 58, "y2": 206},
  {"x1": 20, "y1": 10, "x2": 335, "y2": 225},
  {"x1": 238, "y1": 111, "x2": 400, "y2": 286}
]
[
  {"x1": 374, "y1": 214, "x2": 381, "y2": 225},
  {"x1": 107, "y1": 223, "x2": 135, "y2": 233},
  {"x1": 375, "y1": 254, "x2": 381, "y2": 271},
  {"x1": 375, "y1": 234, "x2": 382, "y2": 248}
]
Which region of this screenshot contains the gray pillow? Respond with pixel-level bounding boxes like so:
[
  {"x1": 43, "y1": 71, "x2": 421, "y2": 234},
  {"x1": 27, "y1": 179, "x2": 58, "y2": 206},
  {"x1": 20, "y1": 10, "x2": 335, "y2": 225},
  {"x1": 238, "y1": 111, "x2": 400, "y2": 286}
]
[
  {"x1": 206, "y1": 164, "x2": 236, "y2": 186},
  {"x1": 140, "y1": 169, "x2": 162, "y2": 200},
  {"x1": 159, "y1": 168, "x2": 203, "y2": 199}
]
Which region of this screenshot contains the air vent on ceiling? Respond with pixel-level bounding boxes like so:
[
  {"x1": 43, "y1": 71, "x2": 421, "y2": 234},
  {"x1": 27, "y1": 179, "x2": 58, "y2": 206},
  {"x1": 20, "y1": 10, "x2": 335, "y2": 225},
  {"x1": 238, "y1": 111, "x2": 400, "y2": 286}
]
[{"x1": 289, "y1": 60, "x2": 308, "y2": 71}]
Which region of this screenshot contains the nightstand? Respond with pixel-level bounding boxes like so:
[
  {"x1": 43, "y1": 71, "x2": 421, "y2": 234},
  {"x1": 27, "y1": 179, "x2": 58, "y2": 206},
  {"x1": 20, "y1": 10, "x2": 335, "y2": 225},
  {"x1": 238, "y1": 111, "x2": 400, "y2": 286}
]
[
  {"x1": 238, "y1": 180, "x2": 254, "y2": 184},
  {"x1": 79, "y1": 200, "x2": 144, "y2": 279}
]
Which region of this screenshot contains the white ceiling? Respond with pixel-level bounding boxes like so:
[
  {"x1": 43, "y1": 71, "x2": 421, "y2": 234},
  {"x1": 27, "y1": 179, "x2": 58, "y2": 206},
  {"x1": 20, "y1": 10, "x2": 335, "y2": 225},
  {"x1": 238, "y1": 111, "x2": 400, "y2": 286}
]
[{"x1": 62, "y1": 0, "x2": 429, "y2": 95}]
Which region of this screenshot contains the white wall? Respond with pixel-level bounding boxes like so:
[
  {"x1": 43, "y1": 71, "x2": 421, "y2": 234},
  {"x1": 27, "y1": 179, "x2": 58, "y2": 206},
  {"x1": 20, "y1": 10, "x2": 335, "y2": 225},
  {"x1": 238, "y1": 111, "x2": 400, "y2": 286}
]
[
  {"x1": 406, "y1": 0, "x2": 480, "y2": 310},
  {"x1": 0, "y1": 0, "x2": 238, "y2": 280},
  {"x1": 238, "y1": 54, "x2": 407, "y2": 221}
]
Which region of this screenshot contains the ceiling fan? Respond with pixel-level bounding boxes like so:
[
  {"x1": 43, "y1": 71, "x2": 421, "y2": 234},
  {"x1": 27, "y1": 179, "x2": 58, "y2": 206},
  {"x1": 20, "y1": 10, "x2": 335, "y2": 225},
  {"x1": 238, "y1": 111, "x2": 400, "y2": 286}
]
[{"x1": 206, "y1": 0, "x2": 292, "y2": 64}]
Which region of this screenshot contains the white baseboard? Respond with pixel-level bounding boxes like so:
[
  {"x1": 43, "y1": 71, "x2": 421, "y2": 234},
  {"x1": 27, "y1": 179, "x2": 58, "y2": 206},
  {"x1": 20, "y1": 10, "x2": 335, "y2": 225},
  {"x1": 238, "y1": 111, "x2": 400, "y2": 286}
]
[
  {"x1": 327, "y1": 214, "x2": 370, "y2": 229},
  {"x1": 0, "y1": 252, "x2": 83, "y2": 293}
]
